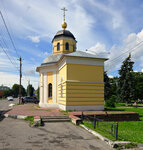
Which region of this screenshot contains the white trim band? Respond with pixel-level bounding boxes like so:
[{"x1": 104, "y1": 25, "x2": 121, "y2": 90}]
[{"x1": 59, "y1": 104, "x2": 104, "y2": 111}]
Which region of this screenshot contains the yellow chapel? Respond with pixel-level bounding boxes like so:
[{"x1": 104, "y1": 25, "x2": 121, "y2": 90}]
[{"x1": 36, "y1": 8, "x2": 107, "y2": 111}]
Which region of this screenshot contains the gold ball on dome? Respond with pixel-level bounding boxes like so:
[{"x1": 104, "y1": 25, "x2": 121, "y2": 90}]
[{"x1": 62, "y1": 22, "x2": 67, "y2": 29}]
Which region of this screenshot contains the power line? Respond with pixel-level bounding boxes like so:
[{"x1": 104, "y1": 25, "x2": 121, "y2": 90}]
[
  {"x1": 0, "y1": 34, "x2": 19, "y2": 68},
  {"x1": 106, "y1": 40, "x2": 143, "y2": 73},
  {"x1": 0, "y1": 11, "x2": 20, "y2": 58},
  {"x1": 107, "y1": 40, "x2": 143, "y2": 64},
  {"x1": 0, "y1": 42, "x2": 19, "y2": 72}
]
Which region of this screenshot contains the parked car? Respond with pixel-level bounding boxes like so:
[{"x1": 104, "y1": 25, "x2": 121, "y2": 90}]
[
  {"x1": 23, "y1": 97, "x2": 39, "y2": 104},
  {"x1": 7, "y1": 96, "x2": 14, "y2": 101}
]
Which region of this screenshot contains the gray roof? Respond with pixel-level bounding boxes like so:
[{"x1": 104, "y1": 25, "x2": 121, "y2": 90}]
[
  {"x1": 65, "y1": 51, "x2": 108, "y2": 59},
  {"x1": 41, "y1": 51, "x2": 108, "y2": 66},
  {"x1": 41, "y1": 54, "x2": 63, "y2": 65},
  {"x1": 52, "y1": 30, "x2": 76, "y2": 42}
]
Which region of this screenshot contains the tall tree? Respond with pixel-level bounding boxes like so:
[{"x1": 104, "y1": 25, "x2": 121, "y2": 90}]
[
  {"x1": 27, "y1": 84, "x2": 34, "y2": 97},
  {"x1": 117, "y1": 54, "x2": 135, "y2": 104},
  {"x1": 132, "y1": 72, "x2": 143, "y2": 100},
  {"x1": 104, "y1": 72, "x2": 111, "y2": 100},
  {"x1": 12, "y1": 84, "x2": 26, "y2": 98},
  {"x1": 36, "y1": 87, "x2": 40, "y2": 99},
  {"x1": 109, "y1": 77, "x2": 118, "y2": 96},
  {"x1": 2, "y1": 89, "x2": 13, "y2": 98}
]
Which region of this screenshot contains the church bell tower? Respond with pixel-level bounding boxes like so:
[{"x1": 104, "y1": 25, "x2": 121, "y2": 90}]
[{"x1": 52, "y1": 7, "x2": 77, "y2": 55}]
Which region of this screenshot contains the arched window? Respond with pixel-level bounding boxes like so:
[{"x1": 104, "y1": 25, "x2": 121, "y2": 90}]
[
  {"x1": 57, "y1": 43, "x2": 60, "y2": 51},
  {"x1": 65, "y1": 42, "x2": 69, "y2": 50},
  {"x1": 48, "y1": 83, "x2": 52, "y2": 97}
]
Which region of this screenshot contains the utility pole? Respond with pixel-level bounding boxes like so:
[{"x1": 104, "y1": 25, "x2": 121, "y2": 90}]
[
  {"x1": 18, "y1": 57, "x2": 22, "y2": 104},
  {"x1": 28, "y1": 80, "x2": 30, "y2": 96}
]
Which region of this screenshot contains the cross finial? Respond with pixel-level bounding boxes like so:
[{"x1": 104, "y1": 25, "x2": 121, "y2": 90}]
[{"x1": 61, "y1": 7, "x2": 68, "y2": 22}]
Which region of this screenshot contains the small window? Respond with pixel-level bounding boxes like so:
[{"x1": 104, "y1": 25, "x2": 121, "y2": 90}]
[
  {"x1": 48, "y1": 83, "x2": 52, "y2": 97},
  {"x1": 57, "y1": 43, "x2": 60, "y2": 51},
  {"x1": 65, "y1": 42, "x2": 69, "y2": 50}
]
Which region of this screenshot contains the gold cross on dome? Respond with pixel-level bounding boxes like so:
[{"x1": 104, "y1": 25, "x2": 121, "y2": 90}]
[{"x1": 61, "y1": 7, "x2": 68, "y2": 22}]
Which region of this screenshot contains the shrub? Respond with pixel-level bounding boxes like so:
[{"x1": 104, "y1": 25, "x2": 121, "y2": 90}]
[{"x1": 105, "y1": 95, "x2": 117, "y2": 108}]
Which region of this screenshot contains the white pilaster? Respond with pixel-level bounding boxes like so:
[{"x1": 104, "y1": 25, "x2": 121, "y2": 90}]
[
  {"x1": 53, "y1": 71, "x2": 56, "y2": 104},
  {"x1": 40, "y1": 73, "x2": 44, "y2": 103},
  {"x1": 57, "y1": 71, "x2": 59, "y2": 104},
  {"x1": 44, "y1": 72, "x2": 47, "y2": 104}
]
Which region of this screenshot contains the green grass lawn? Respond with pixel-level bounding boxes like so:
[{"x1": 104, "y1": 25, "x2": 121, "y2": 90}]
[
  {"x1": 0, "y1": 98, "x2": 6, "y2": 100},
  {"x1": 24, "y1": 116, "x2": 34, "y2": 125},
  {"x1": 83, "y1": 107, "x2": 143, "y2": 143},
  {"x1": 115, "y1": 102, "x2": 126, "y2": 107}
]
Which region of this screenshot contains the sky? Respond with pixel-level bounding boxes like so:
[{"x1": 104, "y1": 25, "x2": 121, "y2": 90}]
[{"x1": 0, "y1": 0, "x2": 143, "y2": 89}]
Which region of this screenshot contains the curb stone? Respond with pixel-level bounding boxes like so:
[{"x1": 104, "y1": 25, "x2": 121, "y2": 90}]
[
  {"x1": 80, "y1": 124, "x2": 131, "y2": 148},
  {"x1": 31, "y1": 116, "x2": 41, "y2": 127},
  {"x1": 3, "y1": 114, "x2": 27, "y2": 120},
  {"x1": 3, "y1": 114, "x2": 41, "y2": 128}
]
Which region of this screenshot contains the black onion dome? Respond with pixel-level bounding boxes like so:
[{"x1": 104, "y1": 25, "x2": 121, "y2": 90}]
[{"x1": 52, "y1": 30, "x2": 76, "y2": 42}]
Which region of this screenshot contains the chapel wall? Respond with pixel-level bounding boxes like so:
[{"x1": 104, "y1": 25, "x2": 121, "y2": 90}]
[{"x1": 65, "y1": 63, "x2": 104, "y2": 106}]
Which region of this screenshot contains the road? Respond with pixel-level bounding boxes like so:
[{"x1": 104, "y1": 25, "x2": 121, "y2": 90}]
[
  {"x1": 0, "y1": 118, "x2": 113, "y2": 150},
  {"x1": 0, "y1": 98, "x2": 19, "y2": 111},
  {"x1": 0, "y1": 100, "x2": 113, "y2": 149}
]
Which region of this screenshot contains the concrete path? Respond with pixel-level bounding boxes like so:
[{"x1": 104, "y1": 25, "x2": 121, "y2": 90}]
[{"x1": 0, "y1": 118, "x2": 113, "y2": 150}]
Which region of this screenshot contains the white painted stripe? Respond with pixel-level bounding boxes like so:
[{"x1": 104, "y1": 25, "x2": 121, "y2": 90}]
[
  {"x1": 59, "y1": 104, "x2": 104, "y2": 111},
  {"x1": 59, "y1": 93, "x2": 104, "y2": 95},
  {"x1": 58, "y1": 80, "x2": 104, "y2": 85},
  {"x1": 58, "y1": 89, "x2": 104, "y2": 91},
  {"x1": 59, "y1": 97, "x2": 104, "y2": 98}
]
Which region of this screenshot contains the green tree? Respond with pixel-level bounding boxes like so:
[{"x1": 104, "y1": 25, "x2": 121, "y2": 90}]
[
  {"x1": 117, "y1": 54, "x2": 135, "y2": 104},
  {"x1": 104, "y1": 72, "x2": 111, "y2": 100},
  {"x1": 132, "y1": 72, "x2": 143, "y2": 100},
  {"x1": 12, "y1": 84, "x2": 26, "y2": 98},
  {"x1": 36, "y1": 87, "x2": 40, "y2": 99},
  {"x1": 109, "y1": 77, "x2": 118, "y2": 96},
  {"x1": 27, "y1": 84, "x2": 34, "y2": 97},
  {"x1": 2, "y1": 89, "x2": 13, "y2": 98}
]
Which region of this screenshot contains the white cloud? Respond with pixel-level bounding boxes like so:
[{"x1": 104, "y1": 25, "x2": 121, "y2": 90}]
[
  {"x1": 0, "y1": 49, "x2": 39, "y2": 89},
  {"x1": 0, "y1": 0, "x2": 96, "y2": 50},
  {"x1": 88, "y1": 42, "x2": 107, "y2": 54},
  {"x1": 0, "y1": 51, "x2": 19, "y2": 72},
  {"x1": 27, "y1": 36, "x2": 40, "y2": 43},
  {"x1": 141, "y1": 69, "x2": 143, "y2": 72},
  {"x1": 27, "y1": 34, "x2": 49, "y2": 43},
  {"x1": 38, "y1": 52, "x2": 49, "y2": 58},
  {"x1": 108, "y1": 75, "x2": 113, "y2": 78},
  {"x1": 24, "y1": 69, "x2": 35, "y2": 76},
  {"x1": 105, "y1": 28, "x2": 143, "y2": 73},
  {"x1": 86, "y1": 42, "x2": 109, "y2": 58},
  {"x1": 89, "y1": 0, "x2": 125, "y2": 30},
  {"x1": 0, "y1": 72, "x2": 39, "y2": 89}
]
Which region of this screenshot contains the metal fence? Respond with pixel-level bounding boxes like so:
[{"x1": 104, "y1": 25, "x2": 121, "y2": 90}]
[{"x1": 81, "y1": 113, "x2": 118, "y2": 140}]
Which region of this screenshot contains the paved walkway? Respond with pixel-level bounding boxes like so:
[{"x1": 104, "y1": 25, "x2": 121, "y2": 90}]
[
  {"x1": 0, "y1": 118, "x2": 113, "y2": 150},
  {"x1": 5, "y1": 103, "x2": 138, "y2": 118},
  {"x1": 5, "y1": 104, "x2": 64, "y2": 116}
]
